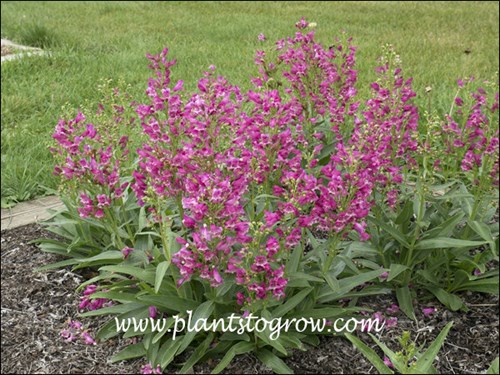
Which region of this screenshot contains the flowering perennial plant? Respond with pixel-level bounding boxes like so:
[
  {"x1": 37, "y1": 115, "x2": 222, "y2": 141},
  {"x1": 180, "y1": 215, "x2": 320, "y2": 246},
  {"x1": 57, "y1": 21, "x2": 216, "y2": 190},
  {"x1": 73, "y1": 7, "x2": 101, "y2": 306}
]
[{"x1": 42, "y1": 18, "x2": 499, "y2": 374}]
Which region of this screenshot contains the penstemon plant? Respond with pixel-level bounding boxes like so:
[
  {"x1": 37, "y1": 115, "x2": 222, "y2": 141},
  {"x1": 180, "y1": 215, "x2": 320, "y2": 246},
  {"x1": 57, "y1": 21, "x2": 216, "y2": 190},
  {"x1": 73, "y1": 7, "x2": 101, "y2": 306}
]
[
  {"x1": 35, "y1": 18, "x2": 498, "y2": 374},
  {"x1": 346, "y1": 322, "x2": 454, "y2": 374}
]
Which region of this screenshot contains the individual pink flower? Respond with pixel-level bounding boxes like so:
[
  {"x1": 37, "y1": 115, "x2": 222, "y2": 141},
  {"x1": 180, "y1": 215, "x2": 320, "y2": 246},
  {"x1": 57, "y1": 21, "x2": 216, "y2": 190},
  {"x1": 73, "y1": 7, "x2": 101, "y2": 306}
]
[
  {"x1": 149, "y1": 306, "x2": 158, "y2": 319},
  {"x1": 386, "y1": 304, "x2": 400, "y2": 315},
  {"x1": 385, "y1": 317, "x2": 398, "y2": 328},
  {"x1": 122, "y1": 247, "x2": 134, "y2": 259},
  {"x1": 372, "y1": 311, "x2": 384, "y2": 322},
  {"x1": 141, "y1": 363, "x2": 162, "y2": 374},
  {"x1": 379, "y1": 271, "x2": 389, "y2": 280},
  {"x1": 82, "y1": 331, "x2": 97, "y2": 345},
  {"x1": 422, "y1": 307, "x2": 437, "y2": 318},
  {"x1": 258, "y1": 33, "x2": 266, "y2": 42},
  {"x1": 384, "y1": 356, "x2": 394, "y2": 369},
  {"x1": 60, "y1": 329, "x2": 76, "y2": 342}
]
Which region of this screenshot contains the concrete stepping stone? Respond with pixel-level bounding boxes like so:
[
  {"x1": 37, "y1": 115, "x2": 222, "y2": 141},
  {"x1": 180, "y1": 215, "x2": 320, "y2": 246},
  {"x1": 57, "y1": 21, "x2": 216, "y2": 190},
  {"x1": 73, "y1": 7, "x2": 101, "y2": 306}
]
[
  {"x1": 1, "y1": 196, "x2": 64, "y2": 230},
  {"x1": 1, "y1": 38, "x2": 46, "y2": 62}
]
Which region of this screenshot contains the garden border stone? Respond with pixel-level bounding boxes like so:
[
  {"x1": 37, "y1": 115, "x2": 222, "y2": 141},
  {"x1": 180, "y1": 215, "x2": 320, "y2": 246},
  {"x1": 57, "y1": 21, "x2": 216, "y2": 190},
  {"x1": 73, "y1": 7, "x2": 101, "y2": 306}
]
[{"x1": 0, "y1": 195, "x2": 63, "y2": 230}]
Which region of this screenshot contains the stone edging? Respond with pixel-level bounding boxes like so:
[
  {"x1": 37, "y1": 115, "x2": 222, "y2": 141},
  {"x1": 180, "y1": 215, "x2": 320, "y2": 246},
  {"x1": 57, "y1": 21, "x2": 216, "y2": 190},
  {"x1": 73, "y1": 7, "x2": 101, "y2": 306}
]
[{"x1": 1, "y1": 196, "x2": 64, "y2": 230}]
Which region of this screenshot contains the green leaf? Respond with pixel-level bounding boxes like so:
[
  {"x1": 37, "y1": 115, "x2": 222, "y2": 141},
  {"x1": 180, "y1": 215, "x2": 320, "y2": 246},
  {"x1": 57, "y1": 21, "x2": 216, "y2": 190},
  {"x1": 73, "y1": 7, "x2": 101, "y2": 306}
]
[
  {"x1": 346, "y1": 241, "x2": 379, "y2": 257},
  {"x1": 110, "y1": 343, "x2": 146, "y2": 363},
  {"x1": 272, "y1": 288, "x2": 313, "y2": 318},
  {"x1": 220, "y1": 332, "x2": 251, "y2": 342},
  {"x1": 254, "y1": 193, "x2": 279, "y2": 201},
  {"x1": 90, "y1": 291, "x2": 139, "y2": 303},
  {"x1": 395, "y1": 200, "x2": 414, "y2": 225},
  {"x1": 155, "y1": 261, "x2": 170, "y2": 293},
  {"x1": 323, "y1": 272, "x2": 340, "y2": 293},
  {"x1": 486, "y1": 357, "x2": 499, "y2": 374},
  {"x1": 415, "y1": 238, "x2": 487, "y2": 250},
  {"x1": 180, "y1": 333, "x2": 215, "y2": 373},
  {"x1": 387, "y1": 264, "x2": 409, "y2": 282},
  {"x1": 369, "y1": 334, "x2": 405, "y2": 373},
  {"x1": 318, "y1": 269, "x2": 386, "y2": 302},
  {"x1": 285, "y1": 241, "x2": 303, "y2": 274},
  {"x1": 137, "y1": 294, "x2": 199, "y2": 313},
  {"x1": 286, "y1": 272, "x2": 324, "y2": 283},
  {"x1": 99, "y1": 265, "x2": 156, "y2": 285},
  {"x1": 286, "y1": 307, "x2": 360, "y2": 320},
  {"x1": 78, "y1": 250, "x2": 123, "y2": 263},
  {"x1": 368, "y1": 217, "x2": 410, "y2": 248},
  {"x1": 216, "y1": 281, "x2": 235, "y2": 298},
  {"x1": 411, "y1": 322, "x2": 453, "y2": 374},
  {"x1": 345, "y1": 333, "x2": 393, "y2": 374},
  {"x1": 34, "y1": 258, "x2": 79, "y2": 271},
  {"x1": 211, "y1": 341, "x2": 255, "y2": 374},
  {"x1": 159, "y1": 336, "x2": 185, "y2": 368},
  {"x1": 396, "y1": 286, "x2": 416, "y2": 320},
  {"x1": 468, "y1": 221, "x2": 497, "y2": 255},
  {"x1": 422, "y1": 213, "x2": 465, "y2": 239},
  {"x1": 138, "y1": 206, "x2": 147, "y2": 232},
  {"x1": 177, "y1": 301, "x2": 215, "y2": 355},
  {"x1": 286, "y1": 278, "x2": 311, "y2": 288},
  {"x1": 454, "y1": 276, "x2": 499, "y2": 294},
  {"x1": 255, "y1": 348, "x2": 294, "y2": 374},
  {"x1": 96, "y1": 306, "x2": 149, "y2": 340},
  {"x1": 426, "y1": 287, "x2": 464, "y2": 311},
  {"x1": 80, "y1": 302, "x2": 146, "y2": 317}
]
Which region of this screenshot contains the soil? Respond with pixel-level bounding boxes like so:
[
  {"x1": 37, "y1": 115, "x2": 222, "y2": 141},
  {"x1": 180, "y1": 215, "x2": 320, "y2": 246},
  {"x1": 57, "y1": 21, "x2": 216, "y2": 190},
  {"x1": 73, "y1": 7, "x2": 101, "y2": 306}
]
[{"x1": 1, "y1": 224, "x2": 498, "y2": 374}]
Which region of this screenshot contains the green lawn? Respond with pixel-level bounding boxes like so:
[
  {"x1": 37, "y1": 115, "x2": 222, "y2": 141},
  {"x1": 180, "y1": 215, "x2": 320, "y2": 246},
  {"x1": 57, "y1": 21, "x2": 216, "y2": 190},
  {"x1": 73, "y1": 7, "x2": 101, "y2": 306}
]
[{"x1": 1, "y1": 1, "x2": 499, "y2": 204}]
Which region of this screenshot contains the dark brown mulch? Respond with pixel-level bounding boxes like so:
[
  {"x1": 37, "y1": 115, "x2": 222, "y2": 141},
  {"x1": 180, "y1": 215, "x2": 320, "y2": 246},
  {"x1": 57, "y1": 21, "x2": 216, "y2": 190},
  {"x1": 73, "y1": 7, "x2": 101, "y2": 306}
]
[{"x1": 1, "y1": 224, "x2": 498, "y2": 374}]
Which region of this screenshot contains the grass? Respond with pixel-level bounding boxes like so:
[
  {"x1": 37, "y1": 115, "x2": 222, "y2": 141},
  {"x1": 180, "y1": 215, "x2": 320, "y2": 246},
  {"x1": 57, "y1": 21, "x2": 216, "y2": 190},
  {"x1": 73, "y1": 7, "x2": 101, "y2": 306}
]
[{"x1": 1, "y1": 1, "x2": 499, "y2": 204}]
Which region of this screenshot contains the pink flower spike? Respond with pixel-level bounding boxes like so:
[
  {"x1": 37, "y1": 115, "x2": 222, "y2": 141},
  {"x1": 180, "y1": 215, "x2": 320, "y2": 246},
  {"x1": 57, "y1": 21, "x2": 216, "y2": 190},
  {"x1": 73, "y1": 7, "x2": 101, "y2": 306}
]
[
  {"x1": 258, "y1": 33, "x2": 266, "y2": 41},
  {"x1": 422, "y1": 307, "x2": 437, "y2": 318}
]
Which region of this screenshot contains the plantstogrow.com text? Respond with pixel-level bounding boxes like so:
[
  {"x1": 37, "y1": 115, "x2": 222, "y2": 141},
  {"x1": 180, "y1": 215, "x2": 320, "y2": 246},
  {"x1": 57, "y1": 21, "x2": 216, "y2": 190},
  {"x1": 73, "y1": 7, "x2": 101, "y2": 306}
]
[{"x1": 115, "y1": 311, "x2": 384, "y2": 340}]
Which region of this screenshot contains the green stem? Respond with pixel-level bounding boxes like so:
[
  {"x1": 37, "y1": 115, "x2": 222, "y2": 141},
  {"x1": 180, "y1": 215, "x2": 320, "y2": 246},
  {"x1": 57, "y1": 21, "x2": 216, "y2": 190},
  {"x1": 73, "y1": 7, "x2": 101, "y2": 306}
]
[
  {"x1": 404, "y1": 178, "x2": 426, "y2": 285},
  {"x1": 323, "y1": 235, "x2": 341, "y2": 274},
  {"x1": 121, "y1": 208, "x2": 136, "y2": 247},
  {"x1": 105, "y1": 207, "x2": 125, "y2": 249}
]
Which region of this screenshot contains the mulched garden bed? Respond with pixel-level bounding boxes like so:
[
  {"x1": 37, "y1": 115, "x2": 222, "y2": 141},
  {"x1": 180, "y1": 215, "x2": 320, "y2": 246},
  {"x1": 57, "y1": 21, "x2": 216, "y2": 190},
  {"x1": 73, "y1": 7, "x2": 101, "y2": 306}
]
[{"x1": 1, "y1": 224, "x2": 498, "y2": 374}]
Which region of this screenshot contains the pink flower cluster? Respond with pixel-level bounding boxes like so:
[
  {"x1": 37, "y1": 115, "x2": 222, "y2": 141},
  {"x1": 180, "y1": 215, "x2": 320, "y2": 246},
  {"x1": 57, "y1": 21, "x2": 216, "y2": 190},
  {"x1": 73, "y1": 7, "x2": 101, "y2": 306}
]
[
  {"x1": 60, "y1": 319, "x2": 96, "y2": 345},
  {"x1": 51, "y1": 111, "x2": 130, "y2": 219},
  {"x1": 78, "y1": 284, "x2": 113, "y2": 311},
  {"x1": 128, "y1": 19, "x2": 424, "y2": 303},
  {"x1": 441, "y1": 79, "x2": 499, "y2": 186},
  {"x1": 52, "y1": 19, "x2": 425, "y2": 305}
]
